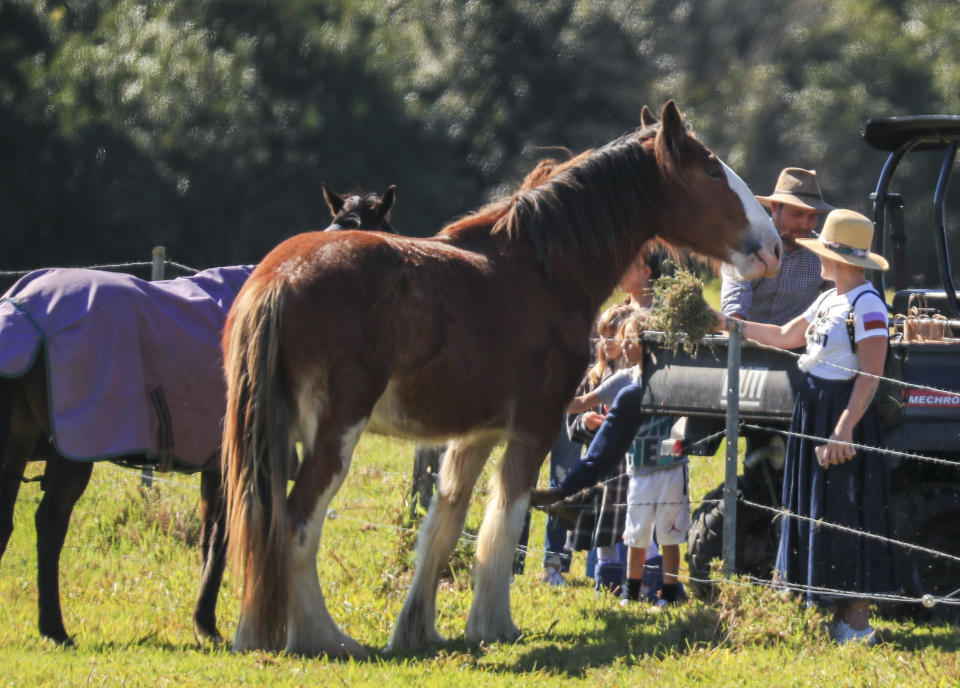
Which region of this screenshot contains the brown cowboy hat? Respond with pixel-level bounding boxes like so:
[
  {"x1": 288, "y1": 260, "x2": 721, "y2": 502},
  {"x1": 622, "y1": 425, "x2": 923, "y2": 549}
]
[
  {"x1": 795, "y1": 209, "x2": 889, "y2": 271},
  {"x1": 755, "y1": 167, "x2": 835, "y2": 211}
]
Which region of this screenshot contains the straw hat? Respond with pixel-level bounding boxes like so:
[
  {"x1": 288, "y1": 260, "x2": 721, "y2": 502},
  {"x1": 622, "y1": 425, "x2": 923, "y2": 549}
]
[
  {"x1": 795, "y1": 209, "x2": 889, "y2": 271},
  {"x1": 755, "y1": 167, "x2": 834, "y2": 211}
]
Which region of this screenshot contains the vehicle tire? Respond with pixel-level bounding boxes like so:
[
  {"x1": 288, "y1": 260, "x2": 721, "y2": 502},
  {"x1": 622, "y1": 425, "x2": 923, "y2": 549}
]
[
  {"x1": 686, "y1": 468, "x2": 780, "y2": 600},
  {"x1": 686, "y1": 483, "x2": 726, "y2": 600},
  {"x1": 889, "y1": 482, "x2": 960, "y2": 622}
]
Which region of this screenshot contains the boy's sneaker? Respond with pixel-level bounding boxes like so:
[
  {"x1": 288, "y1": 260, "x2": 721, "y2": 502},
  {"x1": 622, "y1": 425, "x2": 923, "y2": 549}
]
[
  {"x1": 619, "y1": 579, "x2": 648, "y2": 607},
  {"x1": 650, "y1": 583, "x2": 689, "y2": 612},
  {"x1": 540, "y1": 566, "x2": 567, "y2": 587},
  {"x1": 830, "y1": 621, "x2": 877, "y2": 645}
]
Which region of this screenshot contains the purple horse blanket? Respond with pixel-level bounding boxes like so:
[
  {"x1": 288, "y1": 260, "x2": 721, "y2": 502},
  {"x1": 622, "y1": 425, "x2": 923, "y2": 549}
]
[{"x1": 0, "y1": 266, "x2": 253, "y2": 471}]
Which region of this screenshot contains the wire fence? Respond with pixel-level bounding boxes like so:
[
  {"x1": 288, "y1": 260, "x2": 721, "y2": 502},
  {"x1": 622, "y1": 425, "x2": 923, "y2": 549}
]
[
  {"x1": 8, "y1": 260, "x2": 959, "y2": 618},
  {"x1": 83, "y1": 320, "x2": 953, "y2": 615},
  {"x1": 396, "y1": 331, "x2": 960, "y2": 613},
  {"x1": 87, "y1": 457, "x2": 960, "y2": 612},
  {"x1": 0, "y1": 256, "x2": 201, "y2": 279}
]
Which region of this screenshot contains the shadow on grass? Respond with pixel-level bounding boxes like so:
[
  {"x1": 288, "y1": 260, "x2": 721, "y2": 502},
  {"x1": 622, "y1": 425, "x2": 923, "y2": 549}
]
[
  {"x1": 68, "y1": 602, "x2": 959, "y2": 675},
  {"x1": 372, "y1": 603, "x2": 725, "y2": 678},
  {"x1": 875, "y1": 622, "x2": 960, "y2": 652},
  {"x1": 494, "y1": 604, "x2": 724, "y2": 678},
  {"x1": 81, "y1": 635, "x2": 231, "y2": 655}
]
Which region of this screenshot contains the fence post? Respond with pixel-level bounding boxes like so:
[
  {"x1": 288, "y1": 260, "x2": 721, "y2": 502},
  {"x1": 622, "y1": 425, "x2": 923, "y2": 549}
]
[
  {"x1": 142, "y1": 246, "x2": 166, "y2": 488},
  {"x1": 722, "y1": 320, "x2": 741, "y2": 576}
]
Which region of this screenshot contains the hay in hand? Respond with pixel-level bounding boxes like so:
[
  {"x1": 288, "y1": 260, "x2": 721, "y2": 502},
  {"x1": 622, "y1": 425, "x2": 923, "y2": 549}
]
[{"x1": 645, "y1": 262, "x2": 715, "y2": 355}]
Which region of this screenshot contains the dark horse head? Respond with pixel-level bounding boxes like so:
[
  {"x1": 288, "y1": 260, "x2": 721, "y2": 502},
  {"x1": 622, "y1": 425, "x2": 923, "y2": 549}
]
[{"x1": 322, "y1": 183, "x2": 397, "y2": 233}]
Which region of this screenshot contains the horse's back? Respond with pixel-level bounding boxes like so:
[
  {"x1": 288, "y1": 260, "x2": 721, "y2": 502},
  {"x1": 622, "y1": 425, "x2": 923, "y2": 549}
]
[{"x1": 253, "y1": 230, "x2": 589, "y2": 440}]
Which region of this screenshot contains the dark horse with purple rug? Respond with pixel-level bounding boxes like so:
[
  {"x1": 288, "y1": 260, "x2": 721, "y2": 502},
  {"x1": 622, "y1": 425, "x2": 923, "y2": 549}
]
[
  {"x1": 0, "y1": 185, "x2": 395, "y2": 645},
  {"x1": 221, "y1": 102, "x2": 783, "y2": 657}
]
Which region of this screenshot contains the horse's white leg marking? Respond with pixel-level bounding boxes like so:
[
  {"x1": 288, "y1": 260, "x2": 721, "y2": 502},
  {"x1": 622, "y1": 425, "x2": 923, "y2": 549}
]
[
  {"x1": 285, "y1": 420, "x2": 367, "y2": 658},
  {"x1": 386, "y1": 434, "x2": 498, "y2": 653},
  {"x1": 466, "y1": 444, "x2": 533, "y2": 644}
]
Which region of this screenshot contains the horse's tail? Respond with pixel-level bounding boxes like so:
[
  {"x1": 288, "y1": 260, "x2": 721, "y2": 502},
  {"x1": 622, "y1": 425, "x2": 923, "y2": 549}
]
[{"x1": 221, "y1": 277, "x2": 290, "y2": 649}]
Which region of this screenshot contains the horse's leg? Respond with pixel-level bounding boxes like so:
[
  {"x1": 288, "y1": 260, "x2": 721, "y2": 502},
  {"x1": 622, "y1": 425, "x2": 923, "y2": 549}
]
[
  {"x1": 466, "y1": 438, "x2": 549, "y2": 644},
  {"x1": 34, "y1": 451, "x2": 92, "y2": 644},
  {"x1": 387, "y1": 434, "x2": 497, "y2": 653},
  {"x1": 283, "y1": 420, "x2": 367, "y2": 658},
  {"x1": 192, "y1": 466, "x2": 226, "y2": 644},
  {"x1": 0, "y1": 379, "x2": 36, "y2": 563}
]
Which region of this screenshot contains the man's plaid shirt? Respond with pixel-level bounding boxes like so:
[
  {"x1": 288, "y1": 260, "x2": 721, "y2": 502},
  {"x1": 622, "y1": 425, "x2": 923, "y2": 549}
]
[{"x1": 720, "y1": 248, "x2": 828, "y2": 326}]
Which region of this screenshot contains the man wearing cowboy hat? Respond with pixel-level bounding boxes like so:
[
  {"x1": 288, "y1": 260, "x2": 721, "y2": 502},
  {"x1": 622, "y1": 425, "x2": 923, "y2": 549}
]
[{"x1": 721, "y1": 167, "x2": 834, "y2": 325}]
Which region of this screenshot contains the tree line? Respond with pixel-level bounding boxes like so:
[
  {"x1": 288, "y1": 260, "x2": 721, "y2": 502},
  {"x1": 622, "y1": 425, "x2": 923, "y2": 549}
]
[{"x1": 2, "y1": 0, "x2": 958, "y2": 286}]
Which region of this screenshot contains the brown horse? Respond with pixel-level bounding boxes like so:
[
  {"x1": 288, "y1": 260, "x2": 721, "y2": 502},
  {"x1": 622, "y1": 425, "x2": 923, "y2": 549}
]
[
  {"x1": 221, "y1": 101, "x2": 782, "y2": 657},
  {"x1": 0, "y1": 186, "x2": 395, "y2": 645}
]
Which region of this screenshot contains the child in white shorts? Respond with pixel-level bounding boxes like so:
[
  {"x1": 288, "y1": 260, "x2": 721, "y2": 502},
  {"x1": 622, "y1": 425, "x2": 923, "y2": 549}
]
[{"x1": 620, "y1": 424, "x2": 690, "y2": 607}]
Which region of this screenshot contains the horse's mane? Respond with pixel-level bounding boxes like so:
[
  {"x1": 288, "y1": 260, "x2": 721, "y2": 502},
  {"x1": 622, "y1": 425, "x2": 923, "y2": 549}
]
[
  {"x1": 439, "y1": 151, "x2": 591, "y2": 237},
  {"x1": 442, "y1": 124, "x2": 670, "y2": 275}
]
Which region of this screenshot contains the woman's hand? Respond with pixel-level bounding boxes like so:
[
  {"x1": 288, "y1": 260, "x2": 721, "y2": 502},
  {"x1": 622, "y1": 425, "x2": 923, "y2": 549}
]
[
  {"x1": 582, "y1": 411, "x2": 607, "y2": 431},
  {"x1": 816, "y1": 426, "x2": 856, "y2": 467}
]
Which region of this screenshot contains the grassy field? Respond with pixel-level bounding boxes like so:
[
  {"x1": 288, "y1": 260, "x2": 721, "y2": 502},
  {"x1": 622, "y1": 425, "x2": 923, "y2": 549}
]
[
  {"x1": 2, "y1": 278, "x2": 957, "y2": 686},
  {"x1": 1, "y1": 431, "x2": 958, "y2": 687}
]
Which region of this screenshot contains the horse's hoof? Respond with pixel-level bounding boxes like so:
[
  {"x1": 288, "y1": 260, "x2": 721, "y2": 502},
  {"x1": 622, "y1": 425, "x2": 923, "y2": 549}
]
[
  {"x1": 500, "y1": 626, "x2": 522, "y2": 644},
  {"x1": 287, "y1": 634, "x2": 369, "y2": 660},
  {"x1": 194, "y1": 621, "x2": 224, "y2": 646},
  {"x1": 384, "y1": 628, "x2": 445, "y2": 654},
  {"x1": 466, "y1": 622, "x2": 522, "y2": 645},
  {"x1": 331, "y1": 635, "x2": 369, "y2": 660},
  {"x1": 41, "y1": 631, "x2": 74, "y2": 647}
]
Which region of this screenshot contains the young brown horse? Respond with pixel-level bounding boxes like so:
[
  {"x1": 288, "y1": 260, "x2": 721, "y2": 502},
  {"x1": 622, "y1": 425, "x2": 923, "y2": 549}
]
[
  {"x1": 221, "y1": 101, "x2": 782, "y2": 657},
  {"x1": 0, "y1": 186, "x2": 395, "y2": 645}
]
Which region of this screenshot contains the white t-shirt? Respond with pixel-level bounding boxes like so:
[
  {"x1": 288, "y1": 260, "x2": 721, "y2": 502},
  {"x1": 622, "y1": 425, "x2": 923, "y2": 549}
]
[{"x1": 797, "y1": 283, "x2": 888, "y2": 380}]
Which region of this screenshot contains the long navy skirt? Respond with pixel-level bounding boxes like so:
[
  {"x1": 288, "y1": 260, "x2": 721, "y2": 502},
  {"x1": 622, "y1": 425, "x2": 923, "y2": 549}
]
[{"x1": 774, "y1": 374, "x2": 899, "y2": 604}]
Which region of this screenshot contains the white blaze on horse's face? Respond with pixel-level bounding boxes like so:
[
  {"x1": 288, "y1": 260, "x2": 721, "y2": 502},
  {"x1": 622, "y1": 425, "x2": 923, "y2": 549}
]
[{"x1": 720, "y1": 162, "x2": 782, "y2": 279}]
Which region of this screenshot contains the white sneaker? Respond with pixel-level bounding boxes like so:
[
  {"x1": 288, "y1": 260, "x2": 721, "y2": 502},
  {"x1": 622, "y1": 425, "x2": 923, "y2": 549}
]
[
  {"x1": 831, "y1": 621, "x2": 876, "y2": 645},
  {"x1": 540, "y1": 566, "x2": 567, "y2": 587}
]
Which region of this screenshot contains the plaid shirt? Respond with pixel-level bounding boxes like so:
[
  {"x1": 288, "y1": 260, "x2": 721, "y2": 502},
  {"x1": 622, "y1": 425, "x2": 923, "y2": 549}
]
[{"x1": 720, "y1": 248, "x2": 828, "y2": 326}]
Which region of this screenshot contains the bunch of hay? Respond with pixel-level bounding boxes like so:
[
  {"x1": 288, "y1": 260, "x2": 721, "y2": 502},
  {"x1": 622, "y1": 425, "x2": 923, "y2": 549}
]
[{"x1": 645, "y1": 261, "x2": 716, "y2": 355}]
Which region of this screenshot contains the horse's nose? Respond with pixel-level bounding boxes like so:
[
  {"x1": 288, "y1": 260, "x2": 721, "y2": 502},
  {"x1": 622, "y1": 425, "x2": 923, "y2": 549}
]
[
  {"x1": 755, "y1": 245, "x2": 781, "y2": 278},
  {"x1": 773, "y1": 242, "x2": 782, "y2": 261}
]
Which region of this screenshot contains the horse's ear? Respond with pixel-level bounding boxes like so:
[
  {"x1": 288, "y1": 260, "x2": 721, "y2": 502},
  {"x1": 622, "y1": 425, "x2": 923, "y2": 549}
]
[
  {"x1": 379, "y1": 185, "x2": 397, "y2": 217},
  {"x1": 322, "y1": 182, "x2": 345, "y2": 217},
  {"x1": 640, "y1": 105, "x2": 658, "y2": 127},
  {"x1": 658, "y1": 100, "x2": 685, "y2": 155}
]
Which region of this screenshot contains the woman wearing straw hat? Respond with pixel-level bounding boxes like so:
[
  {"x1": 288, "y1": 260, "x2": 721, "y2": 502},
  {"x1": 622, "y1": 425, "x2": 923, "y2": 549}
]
[{"x1": 712, "y1": 209, "x2": 899, "y2": 644}]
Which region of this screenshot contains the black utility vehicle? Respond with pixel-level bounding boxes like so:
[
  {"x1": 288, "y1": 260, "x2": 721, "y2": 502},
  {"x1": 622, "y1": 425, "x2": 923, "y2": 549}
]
[{"x1": 638, "y1": 116, "x2": 960, "y2": 618}]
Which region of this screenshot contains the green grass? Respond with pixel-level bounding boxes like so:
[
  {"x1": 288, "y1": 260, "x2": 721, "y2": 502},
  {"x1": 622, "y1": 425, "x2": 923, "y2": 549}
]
[
  {"x1": 1, "y1": 431, "x2": 957, "y2": 687},
  {"x1": 0, "y1": 276, "x2": 952, "y2": 685}
]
